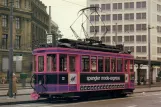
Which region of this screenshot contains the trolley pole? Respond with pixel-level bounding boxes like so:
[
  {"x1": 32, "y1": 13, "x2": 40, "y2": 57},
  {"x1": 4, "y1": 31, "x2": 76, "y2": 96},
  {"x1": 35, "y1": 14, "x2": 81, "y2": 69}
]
[
  {"x1": 148, "y1": 25, "x2": 151, "y2": 88},
  {"x1": 8, "y1": 0, "x2": 14, "y2": 98},
  {"x1": 115, "y1": 23, "x2": 118, "y2": 45}
]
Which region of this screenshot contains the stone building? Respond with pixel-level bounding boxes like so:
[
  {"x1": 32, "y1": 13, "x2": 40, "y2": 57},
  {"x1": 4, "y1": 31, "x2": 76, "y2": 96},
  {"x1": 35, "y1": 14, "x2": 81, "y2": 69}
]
[{"x1": 0, "y1": 0, "x2": 49, "y2": 80}]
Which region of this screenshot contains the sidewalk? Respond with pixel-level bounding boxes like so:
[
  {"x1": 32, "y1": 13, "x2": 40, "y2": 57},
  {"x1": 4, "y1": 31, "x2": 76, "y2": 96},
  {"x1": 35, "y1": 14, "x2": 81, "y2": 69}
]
[{"x1": 0, "y1": 86, "x2": 160, "y2": 105}]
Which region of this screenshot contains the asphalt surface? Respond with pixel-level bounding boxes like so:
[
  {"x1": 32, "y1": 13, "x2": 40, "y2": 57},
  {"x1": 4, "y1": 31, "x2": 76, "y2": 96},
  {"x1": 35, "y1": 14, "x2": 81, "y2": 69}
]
[{"x1": 1, "y1": 91, "x2": 161, "y2": 107}]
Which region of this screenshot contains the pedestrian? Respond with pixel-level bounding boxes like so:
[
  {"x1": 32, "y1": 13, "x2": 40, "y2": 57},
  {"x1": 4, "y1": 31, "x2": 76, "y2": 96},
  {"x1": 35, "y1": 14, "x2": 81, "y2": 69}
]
[
  {"x1": 12, "y1": 73, "x2": 17, "y2": 98},
  {"x1": 7, "y1": 73, "x2": 18, "y2": 98}
]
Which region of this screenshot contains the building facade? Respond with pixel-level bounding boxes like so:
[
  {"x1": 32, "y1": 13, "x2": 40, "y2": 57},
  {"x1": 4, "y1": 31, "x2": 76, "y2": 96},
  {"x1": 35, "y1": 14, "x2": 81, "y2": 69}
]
[
  {"x1": 0, "y1": 0, "x2": 49, "y2": 80},
  {"x1": 87, "y1": 0, "x2": 161, "y2": 83},
  {"x1": 31, "y1": 0, "x2": 49, "y2": 49}
]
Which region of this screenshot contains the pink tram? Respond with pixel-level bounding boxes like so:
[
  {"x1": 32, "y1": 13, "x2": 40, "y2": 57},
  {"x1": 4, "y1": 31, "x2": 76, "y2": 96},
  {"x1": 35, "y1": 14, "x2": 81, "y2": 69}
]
[{"x1": 30, "y1": 38, "x2": 135, "y2": 100}]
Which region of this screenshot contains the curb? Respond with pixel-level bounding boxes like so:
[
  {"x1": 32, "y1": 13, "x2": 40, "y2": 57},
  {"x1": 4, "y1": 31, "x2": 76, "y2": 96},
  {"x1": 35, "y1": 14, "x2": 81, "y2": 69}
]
[
  {"x1": 134, "y1": 90, "x2": 161, "y2": 93},
  {"x1": 0, "y1": 87, "x2": 31, "y2": 91},
  {"x1": 0, "y1": 99, "x2": 47, "y2": 106},
  {"x1": 0, "y1": 89, "x2": 160, "y2": 97}
]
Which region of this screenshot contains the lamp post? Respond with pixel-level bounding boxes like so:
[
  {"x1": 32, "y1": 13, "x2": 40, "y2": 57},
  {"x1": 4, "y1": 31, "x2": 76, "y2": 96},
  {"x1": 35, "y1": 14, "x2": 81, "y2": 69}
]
[
  {"x1": 8, "y1": 0, "x2": 14, "y2": 98},
  {"x1": 148, "y1": 25, "x2": 151, "y2": 88}
]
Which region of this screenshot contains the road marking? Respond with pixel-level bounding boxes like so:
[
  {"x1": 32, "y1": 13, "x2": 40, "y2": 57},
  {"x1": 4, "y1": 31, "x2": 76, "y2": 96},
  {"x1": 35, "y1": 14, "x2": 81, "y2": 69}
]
[
  {"x1": 127, "y1": 105, "x2": 137, "y2": 107},
  {"x1": 16, "y1": 104, "x2": 31, "y2": 107}
]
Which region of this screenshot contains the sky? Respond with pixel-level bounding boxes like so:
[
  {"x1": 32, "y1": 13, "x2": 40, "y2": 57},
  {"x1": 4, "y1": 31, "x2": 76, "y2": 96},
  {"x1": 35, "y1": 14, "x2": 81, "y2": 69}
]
[{"x1": 41, "y1": 0, "x2": 87, "y2": 39}]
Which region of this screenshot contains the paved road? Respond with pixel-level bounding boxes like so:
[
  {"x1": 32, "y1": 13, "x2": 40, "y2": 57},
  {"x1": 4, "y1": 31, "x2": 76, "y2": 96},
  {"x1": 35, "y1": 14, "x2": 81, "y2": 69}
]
[{"x1": 1, "y1": 91, "x2": 161, "y2": 107}]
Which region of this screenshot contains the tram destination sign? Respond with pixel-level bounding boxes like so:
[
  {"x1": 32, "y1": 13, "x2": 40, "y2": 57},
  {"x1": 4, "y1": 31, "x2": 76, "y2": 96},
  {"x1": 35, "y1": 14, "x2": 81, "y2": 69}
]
[{"x1": 80, "y1": 74, "x2": 125, "y2": 84}]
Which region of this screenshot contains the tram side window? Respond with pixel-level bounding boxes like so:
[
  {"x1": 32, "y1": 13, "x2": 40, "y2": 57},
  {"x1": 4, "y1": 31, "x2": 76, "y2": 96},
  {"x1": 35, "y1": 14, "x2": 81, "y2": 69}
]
[
  {"x1": 47, "y1": 54, "x2": 56, "y2": 72},
  {"x1": 82, "y1": 56, "x2": 90, "y2": 72},
  {"x1": 117, "y1": 58, "x2": 123, "y2": 72},
  {"x1": 38, "y1": 56, "x2": 44, "y2": 72},
  {"x1": 105, "y1": 57, "x2": 110, "y2": 72},
  {"x1": 91, "y1": 56, "x2": 97, "y2": 72},
  {"x1": 111, "y1": 58, "x2": 116, "y2": 72},
  {"x1": 98, "y1": 57, "x2": 103, "y2": 72},
  {"x1": 124, "y1": 59, "x2": 128, "y2": 72},
  {"x1": 130, "y1": 60, "x2": 134, "y2": 72},
  {"x1": 59, "y1": 54, "x2": 67, "y2": 72},
  {"x1": 69, "y1": 56, "x2": 76, "y2": 72}
]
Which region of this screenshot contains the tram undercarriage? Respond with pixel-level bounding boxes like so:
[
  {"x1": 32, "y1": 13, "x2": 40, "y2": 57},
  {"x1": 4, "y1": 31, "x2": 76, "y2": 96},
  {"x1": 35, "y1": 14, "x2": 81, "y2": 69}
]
[{"x1": 38, "y1": 89, "x2": 134, "y2": 101}]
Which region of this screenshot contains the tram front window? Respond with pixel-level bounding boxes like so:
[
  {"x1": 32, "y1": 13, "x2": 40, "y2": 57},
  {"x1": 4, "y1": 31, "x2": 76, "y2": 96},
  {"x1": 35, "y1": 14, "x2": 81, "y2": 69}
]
[{"x1": 38, "y1": 56, "x2": 44, "y2": 72}]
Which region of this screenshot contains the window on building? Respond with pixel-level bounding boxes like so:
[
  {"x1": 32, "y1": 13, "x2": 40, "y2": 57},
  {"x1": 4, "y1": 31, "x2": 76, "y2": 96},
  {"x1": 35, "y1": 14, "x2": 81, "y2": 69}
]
[
  {"x1": 101, "y1": 4, "x2": 111, "y2": 10},
  {"x1": 124, "y1": 13, "x2": 134, "y2": 20},
  {"x1": 1, "y1": 34, "x2": 8, "y2": 49},
  {"x1": 124, "y1": 24, "x2": 134, "y2": 32},
  {"x1": 157, "y1": 26, "x2": 161, "y2": 33},
  {"x1": 124, "y1": 36, "x2": 134, "y2": 43},
  {"x1": 136, "y1": 13, "x2": 146, "y2": 19},
  {"x1": 106, "y1": 36, "x2": 111, "y2": 43},
  {"x1": 157, "y1": 15, "x2": 161, "y2": 22},
  {"x1": 157, "y1": 4, "x2": 161, "y2": 12},
  {"x1": 101, "y1": 25, "x2": 110, "y2": 32},
  {"x1": 59, "y1": 54, "x2": 67, "y2": 72},
  {"x1": 82, "y1": 56, "x2": 90, "y2": 72},
  {"x1": 136, "y1": 1, "x2": 146, "y2": 8},
  {"x1": 2, "y1": 15, "x2": 7, "y2": 27},
  {"x1": 2, "y1": 0, "x2": 8, "y2": 6},
  {"x1": 16, "y1": 60, "x2": 22, "y2": 72},
  {"x1": 90, "y1": 4, "x2": 99, "y2": 11},
  {"x1": 113, "y1": 25, "x2": 122, "y2": 32},
  {"x1": 2, "y1": 57, "x2": 9, "y2": 72},
  {"x1": 106, "y1": 14, "x2": 110, "y2": 21},
  {"x1": 157, "y1": 47, "x2": 161, "y2": 53},
  {"x1": 113, "y1": 36, "x2": 122, "y2": 43},
  {"x1": 136, "y1": 35, "x2": 146, "y2": 42},
  {"x1": 47, "y1": 54, "x2": 56, "y2": 72},
  {"x1": 124, "y1": 46, "x2": 134, "y2": 52},
  {"x1": 15, "y1": 0, "x2": 21, "y2": 8},
  {"x1": 101, "y1": 14, "x2": 111, "y2": 21},
  {"x1": 25, "y1": 0, "x2": 27, "y2": 8},
  {"x1": 90, "y1": 15, "x2": 94, "y2": 21},
  {"x1": 38, "y1": 56, "x2": 44, "y2": 72},
  {"x1": 136, "y1": 24, "x2": 146, "y2": 31},
  {"x1": 113, "y1": 3, "x2": 122, "y2": 10},
  {"x1": 105, "y1": 57, "x2": 110, "y2": 72},
  {"x1": 124, "y1": 2, "x2": 134, "y2": 9},
  {"x1": 136, "y1": 46, "x2": 147, "y2": 52},
  {"x1": 90, "y1": 26, "x2": 99, "y2": 33},
  {"x1": 113, "y1": 14, "x2": 122, "y2": 20},
  {"x1": 157, "y1": 37, "x2": 161, "y2": 43},
  {"x1": 16, "y1": 17, "x2": 20, "y2": 29},
  {"x1": 15, "y1": 35, "x2": 21, "y2": 49}
]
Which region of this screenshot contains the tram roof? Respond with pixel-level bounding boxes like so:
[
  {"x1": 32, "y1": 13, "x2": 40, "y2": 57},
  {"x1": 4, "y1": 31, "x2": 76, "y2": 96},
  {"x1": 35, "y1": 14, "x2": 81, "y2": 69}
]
[{"x1": 134, "y1": 59, "x2": 161, "y2": 66}]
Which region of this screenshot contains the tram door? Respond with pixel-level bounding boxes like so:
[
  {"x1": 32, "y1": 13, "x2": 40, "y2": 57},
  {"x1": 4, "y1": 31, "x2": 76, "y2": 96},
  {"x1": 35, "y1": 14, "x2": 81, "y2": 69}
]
[
  {"x1": 68, "y1": 55, "x2": 79, "y2": 90},
  {"x1": 124, "y1": 59, "x2": 134, "y2": 88}
]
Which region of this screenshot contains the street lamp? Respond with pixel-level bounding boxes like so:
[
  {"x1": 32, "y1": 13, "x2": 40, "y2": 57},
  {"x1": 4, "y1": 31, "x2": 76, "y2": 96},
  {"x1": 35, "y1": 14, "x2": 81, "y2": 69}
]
[
  {"x1": 8, "y1": 0, "x2": 14, "y2": 98},
  {"x1": 148, "y1": 25, "x2": 155, "y2": 88}
]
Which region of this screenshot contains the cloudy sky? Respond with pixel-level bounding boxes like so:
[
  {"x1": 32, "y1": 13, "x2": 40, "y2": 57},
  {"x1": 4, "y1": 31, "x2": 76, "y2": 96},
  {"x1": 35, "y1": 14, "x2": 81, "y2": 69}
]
[{"x1": 41, "y1": 0, "x2": 87, "y2": 39}]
